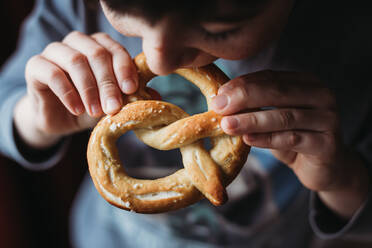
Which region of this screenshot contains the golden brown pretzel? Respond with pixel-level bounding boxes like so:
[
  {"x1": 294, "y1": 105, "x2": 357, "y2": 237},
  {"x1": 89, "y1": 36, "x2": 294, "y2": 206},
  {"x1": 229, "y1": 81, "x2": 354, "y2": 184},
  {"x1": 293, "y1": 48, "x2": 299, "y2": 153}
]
[{"x1": 87, "y1": 53, "x2": 250, "y2": 213}]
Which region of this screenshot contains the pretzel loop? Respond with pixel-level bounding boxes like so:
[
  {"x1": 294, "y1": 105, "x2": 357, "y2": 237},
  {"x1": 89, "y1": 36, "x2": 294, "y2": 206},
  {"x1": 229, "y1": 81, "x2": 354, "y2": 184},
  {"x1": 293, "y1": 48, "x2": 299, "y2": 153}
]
[{"x1": 87, "y1": 53, "x2": 250, "y2": 213}]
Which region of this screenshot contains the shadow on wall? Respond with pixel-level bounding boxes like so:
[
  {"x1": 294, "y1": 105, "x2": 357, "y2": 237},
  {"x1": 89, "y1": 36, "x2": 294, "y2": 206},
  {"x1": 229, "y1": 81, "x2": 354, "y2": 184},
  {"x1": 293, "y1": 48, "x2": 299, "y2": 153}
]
[
  {"x1": 0, "y1": 1, "x2": 34, "y2": 65},
  {"x1": 0, "y1": 2, "x2": 87, "y2": 248}
]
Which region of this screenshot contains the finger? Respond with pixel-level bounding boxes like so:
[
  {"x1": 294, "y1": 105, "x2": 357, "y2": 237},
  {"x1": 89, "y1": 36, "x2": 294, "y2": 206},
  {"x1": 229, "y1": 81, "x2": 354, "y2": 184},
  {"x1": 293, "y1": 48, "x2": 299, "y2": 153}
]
[
  {"x1": 243, "y1": 130, "x2": 336, "y2": 156},
  {"x1": 91, "y1": 32, "x2": 139, "y2": 94},
  {"x1": 221, "y1": 108, "x2": 338, "y2": 135},
  {"x1": 211, "y1": 70, "x2": 336, "y2": 115},
  {"x1": 63, "y1": 31, "x2": 123, "y2": 114},
  {"x1": 42, "y1": 41, "x2": 102, "y2": 117},
  {"x1": 26, "y1": 55, "x2": 84, "y2": 115}
]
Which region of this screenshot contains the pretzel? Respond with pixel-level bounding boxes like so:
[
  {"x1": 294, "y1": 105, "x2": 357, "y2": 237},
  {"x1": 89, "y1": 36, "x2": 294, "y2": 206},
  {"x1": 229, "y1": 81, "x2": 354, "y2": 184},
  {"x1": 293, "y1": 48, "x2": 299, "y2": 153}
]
[{"x1": 87, "y1": 53, "x2": 250, "y2": 213}]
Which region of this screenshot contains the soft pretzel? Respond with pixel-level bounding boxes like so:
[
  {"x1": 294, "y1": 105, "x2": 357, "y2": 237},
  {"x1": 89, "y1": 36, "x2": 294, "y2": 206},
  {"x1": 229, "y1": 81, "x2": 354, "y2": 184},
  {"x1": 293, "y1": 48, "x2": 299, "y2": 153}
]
[{"x1": 87, "y1": 53, "x2": 250, "y2": 213}]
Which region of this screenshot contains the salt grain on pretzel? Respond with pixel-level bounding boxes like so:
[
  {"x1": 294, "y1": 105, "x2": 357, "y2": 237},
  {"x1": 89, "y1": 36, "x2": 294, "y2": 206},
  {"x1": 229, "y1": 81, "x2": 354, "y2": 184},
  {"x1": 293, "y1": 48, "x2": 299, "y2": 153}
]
[{"x1": 87, "y1": 52, "x2": 250, "y2": 213}]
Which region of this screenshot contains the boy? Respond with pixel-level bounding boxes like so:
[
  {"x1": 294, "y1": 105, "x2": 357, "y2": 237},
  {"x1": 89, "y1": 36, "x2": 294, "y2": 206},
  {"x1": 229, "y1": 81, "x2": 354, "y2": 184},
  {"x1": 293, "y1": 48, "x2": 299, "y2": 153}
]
[{"x1": 1, "y1": 0, "x2": 371, "y2": 247}]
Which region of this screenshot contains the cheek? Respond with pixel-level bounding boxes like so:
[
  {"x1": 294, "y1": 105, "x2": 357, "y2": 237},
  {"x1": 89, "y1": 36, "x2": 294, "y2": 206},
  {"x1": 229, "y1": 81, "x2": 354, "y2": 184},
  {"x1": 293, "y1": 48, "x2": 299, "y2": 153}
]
[
  {"x1": 227, "y1": 31, "x2": 278, "y2": 59},
  {"x1": 201, "y1": 35, "x2": 273, "y2": 61},
  {"x1": 106, "y1": 17, "x2": 138, "y2": 37},
  {"x1": 202, "y1": 0, "x2": 294, "y2": 60}
]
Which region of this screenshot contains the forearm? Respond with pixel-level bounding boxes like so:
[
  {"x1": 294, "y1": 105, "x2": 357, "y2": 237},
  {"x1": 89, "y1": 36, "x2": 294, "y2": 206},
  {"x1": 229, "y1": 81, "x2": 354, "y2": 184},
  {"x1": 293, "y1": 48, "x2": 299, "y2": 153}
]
[
  {"x1": 317, "y1": 153, "x2": 370, "y2": 220},
  {"x1": 13, "y1": 95, "x2": 62, "y2": 149}
]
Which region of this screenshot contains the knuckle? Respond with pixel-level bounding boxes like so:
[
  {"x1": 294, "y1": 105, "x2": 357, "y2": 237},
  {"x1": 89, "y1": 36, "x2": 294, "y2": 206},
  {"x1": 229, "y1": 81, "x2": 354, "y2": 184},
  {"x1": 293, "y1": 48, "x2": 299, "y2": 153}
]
[
  {"x1": 220, "y1": 77, "x2": 246, "y2": 95},
  {"x1": 45, "y1": 41, "x2": 60, "y2": 50},
  {"x1": 109, "y1": 43, "x2": 126, "y2": 54},
  {"x1": 27, "y1": 54, "x2": 40, "y2": 63},
  {"x1": 88, "y1": 47, "x2": 110, "y2": 61},
  {"x1": 98, "y1": 79, "x2": 115, "y2": 87},
  {"x1": 229, "y1": 78, "x2": 249, "y2": 100},
  {"x1": 98, "y1": 80, "x2": 116, "y2": 90},
  {"x1": 234, "y1": 76, "x2": 248, "y2": 87},
  {"x1": 25, "y1": 55, "x2": 41, "y2": 75},
  {"x1": 248, "y1": 113, "x2": 258, "y2": 127},
  {"x1": 47, "y1": 72, "x2": 73, "y2": 97},
  {"x1": 60, "y1": 88, "x2": 76, "y2": 102},
  {"x1": 28, "y1": 54, "x2": 42, "y2": 64},
  {"x1": 98, "y1": 80, "x2": 119, "y2": 96},
  {"x1": 232, "y1": 75, "x2": 250, "y2": 87},
  {"x1": 68, "y1": 52, "x2": 87, "y2": 66},
  {"x1": 287, "y1": 131, "x2": 300, "y2": 147},
  {"x1": 234, "y1": 84, "x2": 248, "y2": 101},
  {"x1": 48, "y1": 67, "x2": 64, "y2": 82},
  {"x1": 64, "y1": 30, "x2": 83, "y2": 41},
  {"x1": 81, "y1": 85, "x2": 97, "y2": 99},
  {"x1": 43, "y1": 42, "x2": 61, "y2": 55},
  {"x1": 266, "y1": 133, "x2": 273, "y2": 146},
  {"x1": 91, "y1": 32, "x2": 109, "y2": 39},
  {"x1": 279, "y1": 110, "x2": 295, "y2": 129}
]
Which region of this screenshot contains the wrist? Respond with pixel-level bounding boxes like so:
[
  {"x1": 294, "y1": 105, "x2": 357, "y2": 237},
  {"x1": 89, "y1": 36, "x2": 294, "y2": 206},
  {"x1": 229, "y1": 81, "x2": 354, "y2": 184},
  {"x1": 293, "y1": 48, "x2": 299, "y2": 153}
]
[
  {"x1": 14, "y1": 95, "x2": 62, "y2": 149},
  {"x1": 317, "y1": 151, "x2": 370, "y2": 219}
]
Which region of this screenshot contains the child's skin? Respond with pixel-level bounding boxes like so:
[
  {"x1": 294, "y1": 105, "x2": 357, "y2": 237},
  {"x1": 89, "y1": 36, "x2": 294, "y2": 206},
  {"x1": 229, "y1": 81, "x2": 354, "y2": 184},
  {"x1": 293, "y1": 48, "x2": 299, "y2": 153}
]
[{"x1": 14, "y1": 0, "x2": 369, "y2": 219}]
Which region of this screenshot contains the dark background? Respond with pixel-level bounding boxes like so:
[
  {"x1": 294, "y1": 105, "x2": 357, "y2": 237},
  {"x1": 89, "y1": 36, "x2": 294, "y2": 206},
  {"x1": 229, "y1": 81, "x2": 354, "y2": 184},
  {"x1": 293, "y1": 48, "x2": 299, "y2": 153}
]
[{"x1": 0, "y1": 1, "x2": 87, "y2": 247}]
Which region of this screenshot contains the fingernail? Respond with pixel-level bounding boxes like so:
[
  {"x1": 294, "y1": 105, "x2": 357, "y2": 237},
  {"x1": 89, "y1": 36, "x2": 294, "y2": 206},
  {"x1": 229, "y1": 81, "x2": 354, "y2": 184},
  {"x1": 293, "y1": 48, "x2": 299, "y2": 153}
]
[
  {"x1": 105, "y1": 97, "x2": 121, "y2": 113},
  {"x1": 212, "y1": 94, "x2": 228, "y2": 110},
  {"x1": 91, "y1": 103, "x2": 101, "y2": 116},
  {"x1": 224, "y1": 117, "x2": 239, "y2": 129},
  {"x1": 75, "y1": 105, "x2": 85, "y2": 115},
  {"x1": 121, "y1": 79, "x2": 137, "y2": 94}
]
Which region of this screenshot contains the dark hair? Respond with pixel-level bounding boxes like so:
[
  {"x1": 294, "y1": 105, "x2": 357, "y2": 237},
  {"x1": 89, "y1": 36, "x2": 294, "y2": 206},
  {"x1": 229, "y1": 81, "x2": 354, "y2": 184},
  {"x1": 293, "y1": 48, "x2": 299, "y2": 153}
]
[{"x1": 97, "y1": 0, "x2": 268, "y2": 25}]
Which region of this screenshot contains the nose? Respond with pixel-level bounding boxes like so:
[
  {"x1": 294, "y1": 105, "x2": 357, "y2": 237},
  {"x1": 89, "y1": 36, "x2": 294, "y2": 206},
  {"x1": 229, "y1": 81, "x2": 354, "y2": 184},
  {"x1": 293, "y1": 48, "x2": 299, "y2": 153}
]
[
  {"x1": 143, "y1": 44, "x2": 199, "y2": 75},
  {"x1": 141, "y1": 19, "x2": 198, "y2": 75}
]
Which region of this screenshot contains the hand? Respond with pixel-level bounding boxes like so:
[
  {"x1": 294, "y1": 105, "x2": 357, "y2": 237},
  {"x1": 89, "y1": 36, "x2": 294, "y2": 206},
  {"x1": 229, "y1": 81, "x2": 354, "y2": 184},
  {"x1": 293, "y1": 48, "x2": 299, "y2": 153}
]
[
  {"x1": 14, "y1": 31, "x2": 139, "y2": 148},
  {"x1": 211, "y1": 70, "x2": 369, "y2": 218}
]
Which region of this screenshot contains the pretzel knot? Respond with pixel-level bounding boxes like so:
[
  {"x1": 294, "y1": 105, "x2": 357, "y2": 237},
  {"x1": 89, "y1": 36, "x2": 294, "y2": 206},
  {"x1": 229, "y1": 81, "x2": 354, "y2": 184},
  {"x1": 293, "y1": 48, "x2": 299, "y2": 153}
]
[{"x1": 87, "y1": 53, "x2": 250, "y2": 213}]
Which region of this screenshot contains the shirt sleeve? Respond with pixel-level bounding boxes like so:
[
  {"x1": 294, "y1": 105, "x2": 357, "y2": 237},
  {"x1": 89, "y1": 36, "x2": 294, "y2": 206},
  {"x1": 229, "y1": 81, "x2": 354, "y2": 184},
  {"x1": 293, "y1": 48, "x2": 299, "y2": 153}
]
[
  {"x1": 309, "y1": 145, "x2": 372, "y2": 241},
  {"x1": 309, "y1": 189, "x2": 372, "y2": 240},
  {"x1": 0, "y1": 0, "x2": 89, "y2": 170}
]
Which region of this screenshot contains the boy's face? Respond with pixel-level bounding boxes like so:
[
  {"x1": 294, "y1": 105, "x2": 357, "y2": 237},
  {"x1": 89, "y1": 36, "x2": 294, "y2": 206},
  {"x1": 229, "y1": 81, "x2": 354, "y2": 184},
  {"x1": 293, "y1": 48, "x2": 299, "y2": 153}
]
[{"x1": 101, "y1": 0, "x2": 294, "y2": 75}]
